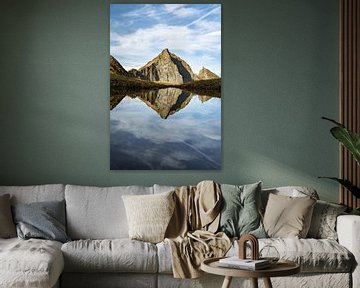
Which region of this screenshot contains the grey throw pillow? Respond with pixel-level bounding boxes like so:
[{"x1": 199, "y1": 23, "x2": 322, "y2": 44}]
[
  {"x1": 307, "y1": 200, "x2": 347, "y2": 240},
  {"x1": 218, "y1": 182, "x2": 266, "y2": 238},
  {"x1": 12, "y1": 200, "x2": 70, "y2": 243},
  {"x1": 0, "y1": 194, "x2": 17, "y2": 238}
]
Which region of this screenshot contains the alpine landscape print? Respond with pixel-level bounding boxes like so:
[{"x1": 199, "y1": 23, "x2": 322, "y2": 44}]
[{"x1": 110, "y1": 4, "x2": 221, "y2": 170}]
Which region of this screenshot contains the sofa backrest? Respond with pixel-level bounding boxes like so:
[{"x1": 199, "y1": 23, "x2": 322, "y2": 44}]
[
  {"x1": 0, "y1": 184, "x2": 65, "y2": 204},
  {"x1": 153, "y1": 184, "x2": 176, "y2": 194},
  {"x1": 65, "y1": 184, "x2": 153, "y2": 240},
  {"x1": 261, "y1": 186, "x2": 319, "y2": 212}
]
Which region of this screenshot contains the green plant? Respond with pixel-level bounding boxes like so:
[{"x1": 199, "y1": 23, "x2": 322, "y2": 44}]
[{"x1": 319, "y1": 117, "x2": 360, "y2": 199}]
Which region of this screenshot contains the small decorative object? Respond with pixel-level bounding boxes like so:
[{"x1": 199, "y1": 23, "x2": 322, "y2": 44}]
[
  {"x1": 238, "y1": 234, "x2": 280, "y2": 266},
  {"x1": 238, "y1": 234, "x2": 259, "y2": 260},
  {"x1": 259, "y1": 245, "x2": 280, "y2": 265}
]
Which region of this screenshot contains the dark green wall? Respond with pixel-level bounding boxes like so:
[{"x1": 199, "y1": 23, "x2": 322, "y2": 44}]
[{"x1": 0, "y1": 0, "x2": 339, "y2": 202}]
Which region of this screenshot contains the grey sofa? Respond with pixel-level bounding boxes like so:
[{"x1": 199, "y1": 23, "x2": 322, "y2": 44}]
[{"x1": 0, "y1": 184, "x2": 359, "y2": 288}]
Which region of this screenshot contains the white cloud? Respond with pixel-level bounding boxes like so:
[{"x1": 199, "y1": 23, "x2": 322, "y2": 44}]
[
  {"x1": 111, "y1": 96, "x2": 221, "y2": 145},
  {"x1": 125, "y1": 4, "x2": 202, "y2": 19},
  {"x1": 120, "y1": 5, "x2": 165, "y2": 21},
  {"x1": 172, "y1": 7, "x2": 202, "y2": 18},
  {"x1": 110, "y1": 23, "x2": 221, "y2": 73},
  {"x1": 163, "y1": 4, "x2": 185, "y2": 13},
  {"x1": 186, "y1": 6, "x2": 221, "y2": 27}
]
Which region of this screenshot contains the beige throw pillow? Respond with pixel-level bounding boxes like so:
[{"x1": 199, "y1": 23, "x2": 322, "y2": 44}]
[
  {"x1": 122, "y1": 191, "x2": 175, "y2": 243},
  {"x1": 0, "y1": 194, "x2": 17, "y2": 238},
  {"x1": 263, "y1": 193, "x2": 316, "y2": 238}
]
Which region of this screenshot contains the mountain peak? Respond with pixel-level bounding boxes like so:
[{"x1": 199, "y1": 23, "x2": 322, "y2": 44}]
[
  {"x1": 161, "y1": 48, "x2": 170, "y2": 54},
  {"x1": 139, "y1": 49, "x2": 195, "y2": 84},
  {"x1": 198, "y1": 67, "x2": 219, "y2": 80},
  {"x1": 110, "y1": 55, "x2": 130, "y2": 76}
]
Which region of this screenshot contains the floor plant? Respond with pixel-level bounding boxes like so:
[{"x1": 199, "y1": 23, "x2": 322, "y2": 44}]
[{"x1": 320, "y1": 117, "x2": 360, "y2": 214}]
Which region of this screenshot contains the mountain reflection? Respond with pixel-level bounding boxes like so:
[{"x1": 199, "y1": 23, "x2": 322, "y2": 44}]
[
  {"x1": 110, "y1": 95, "x2": 221, "y2": 170},
  {"x1": 110, "y1": 88, "x2": 213, "y2": 119}
]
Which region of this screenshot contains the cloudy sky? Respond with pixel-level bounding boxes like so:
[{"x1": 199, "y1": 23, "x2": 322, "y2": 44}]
[{"x1": 110, "y1": 4, "x2": 221, "y2": 76}]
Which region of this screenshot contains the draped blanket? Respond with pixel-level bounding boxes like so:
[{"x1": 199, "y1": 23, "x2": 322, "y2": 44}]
[{"x1": 165, "y1": 181, "x2": 231, "y2": 278}]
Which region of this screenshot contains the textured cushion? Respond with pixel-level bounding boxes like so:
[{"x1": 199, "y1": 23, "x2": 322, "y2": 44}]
[
  {"x1": 158, "y1": 237, "x2": 353, "y2": 274},
  {"x1": 122, "y1": 191, "x2": 175, "y2": 243},
  {"x1": 153, "y1": 184, "x2": 176, "y2": 194},
  {"x1": 227, "y1": 238, "x2": 353, "y2": 273},
  {"x1": 12, "y1": 200, "x2": 70, "y2": 243},
  {"x1": 0, "y1": 184, "x2": 65, "y2": 204},
  {"x1": 0, "y1": 238, "x2": 64, "y2": 288},
  {"x1": 307, "y1": 200, "x2": 347, "y2": 240},
  {"x1": 263, "y1": 194, "x2": 316, "y2": 238},
  {"x1": 0, "y1": 194, "x2": 16, "y2": 238},
  {"x1": 65, "y1": 185, "x2": 153, "y2": 239},
  {"x1": 218, "y1": 182, "x2": 266, "y2": 238},
  {"x1": 61, "y1": 239, "x2": 158, "y2": 273}
]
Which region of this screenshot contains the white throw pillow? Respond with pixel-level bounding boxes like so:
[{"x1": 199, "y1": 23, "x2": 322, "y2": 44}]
[{"x1": 122, "y1": 191, "x2": 175, "y2": 243}]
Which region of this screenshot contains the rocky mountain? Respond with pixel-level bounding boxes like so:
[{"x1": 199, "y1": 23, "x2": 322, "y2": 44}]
[
  {"x1": 138, "y1": 49, "x2": 196, "y2": 84},
  {"x1": 110, "y1": 55, "x2": 130, "y2": 76},
  {"x1": 197, "y1": 67, "x2": 220, "y2": 80},
  {"x1": 128, "y1": 68, "x2": 149, "y2": 80}
]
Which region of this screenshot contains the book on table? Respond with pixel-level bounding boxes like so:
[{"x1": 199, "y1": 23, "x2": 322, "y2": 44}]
[{"x1": 218, "y1": 257, "x2": 271, "y2": 270}]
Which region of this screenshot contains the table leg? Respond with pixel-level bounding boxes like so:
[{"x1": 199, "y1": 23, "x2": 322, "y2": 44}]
[
  {"x1": 251, "y1": 278, "x2": 258, "y2": 288},
  {"x1": 263, "y1": 277, "x2": 273, "y2": 288},
  {"x1": 221, "y1": 276, "x2": 233, "y2": 288}
]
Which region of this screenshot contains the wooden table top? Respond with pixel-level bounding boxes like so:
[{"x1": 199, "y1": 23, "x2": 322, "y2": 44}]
[{"x1": 201, "y1": 257, "x2": 300, "y2": 278}]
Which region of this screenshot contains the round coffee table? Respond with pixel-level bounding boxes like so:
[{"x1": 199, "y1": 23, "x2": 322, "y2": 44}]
[{"x1": 201, "y1": 257, "x2": 300, "y2": 288}]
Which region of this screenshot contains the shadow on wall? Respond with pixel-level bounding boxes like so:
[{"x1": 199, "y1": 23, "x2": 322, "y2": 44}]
[{"x1": 237, "y1": 150, "x2": 338, "y2": 203}]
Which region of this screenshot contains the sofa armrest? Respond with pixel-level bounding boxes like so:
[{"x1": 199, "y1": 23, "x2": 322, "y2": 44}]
[{"x1": 337, "y1": 215, "x2": 360, "y2": 288}]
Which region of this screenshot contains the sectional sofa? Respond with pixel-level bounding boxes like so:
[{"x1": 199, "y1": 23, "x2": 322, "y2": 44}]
[{"x1": 0, "y1": 183, "x2": 359, "y2": 288}]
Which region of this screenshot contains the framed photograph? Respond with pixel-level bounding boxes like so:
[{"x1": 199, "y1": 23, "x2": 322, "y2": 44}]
[{"x1": 110, "y1": 4, "x2": 221, "y2": 170}]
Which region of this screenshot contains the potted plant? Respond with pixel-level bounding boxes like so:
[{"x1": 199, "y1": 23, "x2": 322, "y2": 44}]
[{"x1": 320, "y1": 117, "x2": 360, "y2": 215}]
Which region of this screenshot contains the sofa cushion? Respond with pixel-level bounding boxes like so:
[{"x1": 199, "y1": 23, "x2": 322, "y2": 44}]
[
  {"x1": 0, "y1": 238, "x2": 64, "y2": 288},
  {"x1": 65, "y1": 185, "x2": 153, "y2": 239},
  {"x1": 122, "y1": 191, "x2": 175, "y2": 243},
  {"x1": 263, "y1": 194, "x2": 316, "y2": 238},
  {"x1": 157, "y1": 238, "x2": 353, "y2": 274},
  {"x1": 0, "y1": 184, "x2": 65, "y2": 204},
  {"x1": 218, "y1": 182, "x2": 266, "y2": 238},
  {"x1": 61, "y1": 239, "x2": 158, "y2": 273},
  {"x1": 234, "y1": 238, "x2": 353, "y2": 273},
  {"x1": 261, "y1": 186, "x2": 319, "y2": 213},
  {"x1": 0, "y1": 194, "x2": 16, "y2": 238}
]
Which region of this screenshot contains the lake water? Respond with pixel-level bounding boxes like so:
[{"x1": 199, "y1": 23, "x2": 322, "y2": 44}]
[{"x1": 110, "y1": 87, "x2": 221, "y2": 170}]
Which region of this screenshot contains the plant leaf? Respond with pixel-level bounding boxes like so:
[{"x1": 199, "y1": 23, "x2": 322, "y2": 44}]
[
  {"x1": 321, "y1": 116, "x2": 344, "y2": 127},
  {"x1": 322, "y1": 117, "x2": 360, "y2": 165},
  {"x1": 318, "y1": 177, "x2": 360, "y2": 198},
  {"x1": 330, "y1": 126, "x2": 360, "y2": 165}
]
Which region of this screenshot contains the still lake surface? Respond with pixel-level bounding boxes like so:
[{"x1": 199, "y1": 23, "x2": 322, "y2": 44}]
[{"x1": 110, "y1": 87, "x2": 221, "y2": 170}]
